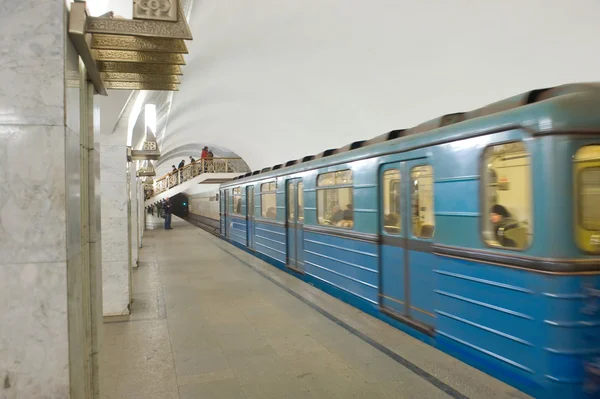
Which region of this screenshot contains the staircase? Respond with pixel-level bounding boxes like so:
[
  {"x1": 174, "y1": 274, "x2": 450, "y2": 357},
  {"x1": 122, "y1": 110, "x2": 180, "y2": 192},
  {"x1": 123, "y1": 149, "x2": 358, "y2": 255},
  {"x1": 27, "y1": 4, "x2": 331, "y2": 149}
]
[{"x1": 145, "y1": 158, "x2": 247, "y2": 206}]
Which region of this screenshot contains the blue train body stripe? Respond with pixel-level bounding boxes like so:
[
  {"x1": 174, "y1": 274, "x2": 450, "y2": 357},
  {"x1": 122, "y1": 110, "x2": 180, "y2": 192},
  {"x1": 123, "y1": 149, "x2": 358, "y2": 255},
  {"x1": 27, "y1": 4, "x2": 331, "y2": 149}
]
[
  {"x1": 304, "y1": 238, "x2": 378, "y2": 257},
  {"x1": 304, "y1": 249, "x2": 378, "y2": 274}
]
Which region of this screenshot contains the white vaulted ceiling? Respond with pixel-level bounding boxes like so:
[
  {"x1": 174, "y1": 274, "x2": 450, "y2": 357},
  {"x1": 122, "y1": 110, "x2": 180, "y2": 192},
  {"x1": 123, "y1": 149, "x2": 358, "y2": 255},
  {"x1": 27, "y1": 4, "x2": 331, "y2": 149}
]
[{"x1": 92, "y1": 0, "x2": 600, "y2": 176}]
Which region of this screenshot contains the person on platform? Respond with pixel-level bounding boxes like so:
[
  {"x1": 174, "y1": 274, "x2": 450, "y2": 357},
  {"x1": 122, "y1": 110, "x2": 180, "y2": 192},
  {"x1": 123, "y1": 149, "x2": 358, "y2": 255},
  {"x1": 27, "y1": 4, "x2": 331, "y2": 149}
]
[{"x1": 164, "y1": 197, "x2": 173, "y2": 230}]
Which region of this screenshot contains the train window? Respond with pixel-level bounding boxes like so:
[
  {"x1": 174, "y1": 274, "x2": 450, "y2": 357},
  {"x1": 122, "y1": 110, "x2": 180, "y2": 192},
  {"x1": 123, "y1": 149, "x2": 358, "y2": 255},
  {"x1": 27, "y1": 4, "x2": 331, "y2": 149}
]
[
  {"x1": 482, "y1": 142, "x2": 532, "y2": 250},
  {"x1": 383, "y1": 169, "x2": 401, "y2": 234},
  {"x1": 260, "y1": 182, "x2": 277, "y2": 219},
  {"x1": 247, "y1": 187, "x2": 254, "y2": 218},
  {"x1": 410, "y1": 165, "x2": 435, "y2": 238},
  {"x1": 232, "y1": 187, "x2": 242, "y2": 215},
  {"x1": 317, "y1": 170, "x2": 353, "y2": 228},
  {"x1": 579, "y1": 168, "x2": 600, "y2": 229},
  {"x1": 574, "y1": 146, "x2": 600, "y2": 253},
  {"x1": 298, "y1": 182, "x2": 304, "y2": 223},
  {"x1": 287, "y1": 181, "x2": 295, "y2": 221},
  {"x1": 317, "y1": 170, "x2": 352, "y2": 186}
]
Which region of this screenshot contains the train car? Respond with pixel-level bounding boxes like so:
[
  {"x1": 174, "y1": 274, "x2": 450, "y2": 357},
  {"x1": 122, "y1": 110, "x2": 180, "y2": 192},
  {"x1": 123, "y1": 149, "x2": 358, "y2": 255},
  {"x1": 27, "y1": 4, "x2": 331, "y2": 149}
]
[{"x1": 219, "y1": 83, "x2": 600, "y2": 398}]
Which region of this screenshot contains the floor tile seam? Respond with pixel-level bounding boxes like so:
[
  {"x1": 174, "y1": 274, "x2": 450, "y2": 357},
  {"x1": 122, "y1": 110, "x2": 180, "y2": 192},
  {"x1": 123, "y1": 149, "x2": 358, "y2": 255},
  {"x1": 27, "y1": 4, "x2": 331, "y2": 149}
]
[
  {"x1": 206, "y1": 234, "x2": 469, "y2": 399},
  {"x1": 222, "y1": 350, "x2": 313, "y2": 397},
  {"x1": 154, "y1": 255, "x2": 183, "y2": 399}
]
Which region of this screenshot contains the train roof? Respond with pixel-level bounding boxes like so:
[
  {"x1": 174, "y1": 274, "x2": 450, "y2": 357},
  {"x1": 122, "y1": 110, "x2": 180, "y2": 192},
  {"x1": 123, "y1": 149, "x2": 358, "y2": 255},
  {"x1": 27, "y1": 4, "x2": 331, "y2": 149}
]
[{"x1": 224, "y1": 82, "x2": 600, "y2": 187}]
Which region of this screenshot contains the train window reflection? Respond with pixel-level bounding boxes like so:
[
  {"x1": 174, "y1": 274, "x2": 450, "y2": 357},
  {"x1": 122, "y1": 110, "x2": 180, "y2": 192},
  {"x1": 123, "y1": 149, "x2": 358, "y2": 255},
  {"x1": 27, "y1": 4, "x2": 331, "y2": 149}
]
[
  {"x1": 579, "y1": 168, "x2": 600, "y2": 231},
  {"x1": 232, "y1": 187, "x2": 242, "y2": 215},
  {"x1": 298, "y1": 182, "x2": 304, "y2": 223},
  {"x1": 260, "y1": 182, "x2": 277, "y2": 219},
  {"x1": 383, "y1": 169, "x2": 401, "y2": 234},
  {"x1": 317, "y1": 170, "x2": 353, "y2": 228},
  {"x1": 574, "y1": 146, "x2": 600, "y2": 253},
  {"x1": 482, "y1": 142, "x2": 532, "y2": 250},
  {"x1": 287, "y1": 181, "x2": 295, "y2": 221},
  {"x1": 411, "y1": 165, "x2": 435, "y2": 238}
]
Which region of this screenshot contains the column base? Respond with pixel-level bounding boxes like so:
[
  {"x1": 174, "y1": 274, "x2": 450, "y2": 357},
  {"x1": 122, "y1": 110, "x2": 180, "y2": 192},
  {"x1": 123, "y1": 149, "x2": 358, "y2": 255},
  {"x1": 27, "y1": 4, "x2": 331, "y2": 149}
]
[{"x1": 103, "y1": 314, "x2": 130, "y2": 323}]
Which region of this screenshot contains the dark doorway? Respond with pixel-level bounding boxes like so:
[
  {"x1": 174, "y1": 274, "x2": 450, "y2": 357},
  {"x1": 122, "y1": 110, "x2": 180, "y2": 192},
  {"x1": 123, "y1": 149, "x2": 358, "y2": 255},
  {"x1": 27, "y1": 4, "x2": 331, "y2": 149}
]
[{"x1": 170, "y1": 193, "x2": 189, "y2": 219}]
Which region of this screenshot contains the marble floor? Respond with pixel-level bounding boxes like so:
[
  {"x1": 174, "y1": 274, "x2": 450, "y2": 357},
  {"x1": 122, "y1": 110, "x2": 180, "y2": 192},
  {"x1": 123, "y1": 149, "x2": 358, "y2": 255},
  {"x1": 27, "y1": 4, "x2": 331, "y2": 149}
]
[{"x1": 101, "y1": 215, "x2": 531, "y2": 399}]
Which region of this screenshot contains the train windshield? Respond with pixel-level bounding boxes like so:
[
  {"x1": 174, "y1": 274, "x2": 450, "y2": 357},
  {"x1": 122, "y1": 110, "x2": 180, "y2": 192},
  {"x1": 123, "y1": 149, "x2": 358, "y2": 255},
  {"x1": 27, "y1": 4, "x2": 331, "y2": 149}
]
[{"x1": 574, "y1": 145, "x2": 600, "y2": 253}]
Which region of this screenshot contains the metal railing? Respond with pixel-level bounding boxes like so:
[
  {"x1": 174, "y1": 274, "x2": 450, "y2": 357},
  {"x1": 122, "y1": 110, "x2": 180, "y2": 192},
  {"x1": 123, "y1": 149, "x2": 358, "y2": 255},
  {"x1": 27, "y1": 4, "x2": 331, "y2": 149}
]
[{"x1": 151, "y1": 158, "x2": 248, "y2": 197}]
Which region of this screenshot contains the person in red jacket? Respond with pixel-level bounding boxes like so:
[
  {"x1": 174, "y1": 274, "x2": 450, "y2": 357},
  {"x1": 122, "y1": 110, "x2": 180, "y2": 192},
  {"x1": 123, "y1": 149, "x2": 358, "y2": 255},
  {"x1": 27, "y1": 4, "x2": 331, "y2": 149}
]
[{"x1": 200, "y1": 146, "x2": 209, "y2": 172}]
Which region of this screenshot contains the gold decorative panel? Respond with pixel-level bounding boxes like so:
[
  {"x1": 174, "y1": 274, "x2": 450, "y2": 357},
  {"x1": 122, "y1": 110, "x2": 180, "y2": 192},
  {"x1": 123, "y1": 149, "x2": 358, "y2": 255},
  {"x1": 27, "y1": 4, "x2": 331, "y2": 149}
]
[
  {"x1": 97, "y1": 62, "x2": 183, "y2": 75},
  {"x1": 101, "y1": 72, "x2": 180, "y2": 84},
  {"x1": 105, "y1": 81, "x2": 179, "y2": 91},
  {"x1": 94, "y1": 49, "x2": 185, "y2": 65},
  {"x1": 86, "y1": 2, "x2": 192, "y2": 40},
  {"x1": 133, "y1": 0, "x2": 178, "y2": 22},
  {"x1": 92, "y1": 34, "x2": 188, "y2": 54},
  {"x1": 69, "y1": 0, "x2": 191, "y2": 94}
]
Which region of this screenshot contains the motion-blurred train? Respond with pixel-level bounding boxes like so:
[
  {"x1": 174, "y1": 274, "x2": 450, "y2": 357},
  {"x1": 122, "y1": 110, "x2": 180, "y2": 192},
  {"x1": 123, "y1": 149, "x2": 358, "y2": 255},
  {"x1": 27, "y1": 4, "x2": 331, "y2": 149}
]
[{"x1": 218, "y1": 83, "x2": 600, "y2": 398}]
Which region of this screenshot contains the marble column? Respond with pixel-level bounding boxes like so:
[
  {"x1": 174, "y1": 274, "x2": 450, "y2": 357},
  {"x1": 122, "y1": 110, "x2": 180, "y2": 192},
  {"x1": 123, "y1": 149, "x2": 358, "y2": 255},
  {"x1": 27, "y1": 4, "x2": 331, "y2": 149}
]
[
  {"x1": 99, "y1": 122, "x2": 131, "y2": 317},
  {"x1": 129, "y1": 162, "x2": 139, "y2": 268},
  {"x1": 0, "y1": 2, "x2": 101, "y2": 397},
  {"x1": 139, "y1": 179, "x2": 145, "y2": 243}
]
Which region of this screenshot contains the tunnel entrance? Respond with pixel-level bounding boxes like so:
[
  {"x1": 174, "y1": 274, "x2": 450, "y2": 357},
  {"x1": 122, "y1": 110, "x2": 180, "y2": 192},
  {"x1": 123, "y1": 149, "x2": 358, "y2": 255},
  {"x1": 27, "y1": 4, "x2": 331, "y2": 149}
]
[{"x1": 170, "y1": 193, "x2": 189, "y2": 219}]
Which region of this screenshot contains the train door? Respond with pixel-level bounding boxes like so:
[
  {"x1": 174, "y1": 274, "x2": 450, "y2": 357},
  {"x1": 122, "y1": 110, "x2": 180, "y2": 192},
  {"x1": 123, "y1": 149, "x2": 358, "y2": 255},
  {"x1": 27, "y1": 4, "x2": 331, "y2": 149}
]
[
  {"x1": 286, "y1": 179, "x2": 305, "y2": 272},
  {"x1": 404, "y1": 160, "x2": 435, "y2": 328},
  {"x1": 219, "y1": 190, "x2": 225, "y2": 235},
  {"x1": 247, "y1": 185, "x2": 255, "y2": 250},
  {"x1": 379, "y1": 162, "x2": 407, "y2": 316},
  {"x1": 224, "y1": 189, "x2": 231, "y2": 239},
  {"x1": 379, "y1": 159, "x2": 435, "y2": 333}
]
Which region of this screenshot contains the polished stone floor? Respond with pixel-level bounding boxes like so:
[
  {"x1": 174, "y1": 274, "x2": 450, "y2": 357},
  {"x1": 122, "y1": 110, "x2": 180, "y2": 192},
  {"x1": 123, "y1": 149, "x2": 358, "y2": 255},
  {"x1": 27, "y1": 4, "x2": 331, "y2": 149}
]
[{"x1": 101, "y1": 215, "x2": 531, "y2": 399}]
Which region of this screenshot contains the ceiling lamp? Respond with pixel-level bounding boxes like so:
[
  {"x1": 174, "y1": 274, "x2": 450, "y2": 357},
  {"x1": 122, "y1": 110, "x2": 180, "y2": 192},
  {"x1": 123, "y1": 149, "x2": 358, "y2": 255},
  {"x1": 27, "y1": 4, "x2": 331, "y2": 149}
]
[{"x1": 131, "y1": 104, "x2": 160, "y2": 160}]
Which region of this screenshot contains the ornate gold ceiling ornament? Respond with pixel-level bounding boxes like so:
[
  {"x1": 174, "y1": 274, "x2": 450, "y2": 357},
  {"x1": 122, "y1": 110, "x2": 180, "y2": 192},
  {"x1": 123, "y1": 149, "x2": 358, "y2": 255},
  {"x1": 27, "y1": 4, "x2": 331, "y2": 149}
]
[
  {"x1": 101, "y1": 72, "x2": 180, "y2": 84},
  {"x1": 137, "y1": 161, "x2": 157, "y2": 177},
  {"x1": 68, "y1": 0, "x2": 192, "y2": 94},
  {"x1": 133, "y1": 0, "x2": 178, "y2": 22},
  {"x1": 131, "y1": 129, "x2": 162, "y2": 160},
  {"x1": 86, "y1": 0, "x2": 191, "y2": 40},
  {"x1": 94, "y1": 49, "x2": 186, "y2": 65},
  {"x1": 105, "y1": 81, "x2": 179, "y2": 91},
  {"x1": 97, "y1": 62, "x2": 183, "y2": 75},
  {"x1": 92, "y1": 34, "x2": 188, "y2": 54}
]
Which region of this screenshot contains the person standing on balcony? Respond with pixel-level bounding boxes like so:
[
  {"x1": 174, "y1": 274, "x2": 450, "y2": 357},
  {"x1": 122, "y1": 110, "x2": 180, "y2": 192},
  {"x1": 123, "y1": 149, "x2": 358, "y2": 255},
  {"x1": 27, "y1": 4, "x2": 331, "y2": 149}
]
[
  {"x1": 207, "y1": 149, "x2": 214, "y2": 172},
  {"x1": 164, "y1": 197, "x2": 173, "y2": 230},
  {"x1": 177, "y1": 160, "x2": 186, "y2": 183},
  {"x1": 189, "y1": 156, "x2": 195, "y2": 163},
  {"x1": 201, "y1": 146, "x2": 209, "y2": 172},
  {"x1": 171, "y1": 165, "x2": 177, "y2": 173}
]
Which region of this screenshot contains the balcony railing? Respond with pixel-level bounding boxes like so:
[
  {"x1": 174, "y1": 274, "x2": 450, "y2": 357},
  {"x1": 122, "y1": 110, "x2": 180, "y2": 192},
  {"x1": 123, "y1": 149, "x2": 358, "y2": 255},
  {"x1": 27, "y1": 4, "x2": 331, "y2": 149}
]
[{"x1": 150, "y1": 158, "x2": 248, "y2": 197}]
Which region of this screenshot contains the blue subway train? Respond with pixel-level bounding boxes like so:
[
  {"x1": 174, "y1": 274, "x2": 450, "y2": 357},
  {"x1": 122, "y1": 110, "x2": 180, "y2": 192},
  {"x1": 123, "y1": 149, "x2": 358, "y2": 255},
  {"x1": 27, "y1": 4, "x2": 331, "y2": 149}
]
[{"x1": 219, "y1": 83, "x2": 600, "y2": 398}]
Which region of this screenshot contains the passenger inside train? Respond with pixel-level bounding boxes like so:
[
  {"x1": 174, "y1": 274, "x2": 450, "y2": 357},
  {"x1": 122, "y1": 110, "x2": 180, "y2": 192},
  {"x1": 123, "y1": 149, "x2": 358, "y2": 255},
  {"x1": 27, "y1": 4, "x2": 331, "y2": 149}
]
[
  {"x1": 317, "y1": 170, "x2": 355, "y2": 228},
  {"x1": 411, "y1": 165, "x2": 435, "y2": 238},
  {"x1": 482, "y1": 142, "x2": 532, "y2": 249},
  {"x1": 489, "y1": 204, "x2": 517, "y2": 248},
  {"x1": 266, "y1": 207, "x2": 276, "y2": 218}
]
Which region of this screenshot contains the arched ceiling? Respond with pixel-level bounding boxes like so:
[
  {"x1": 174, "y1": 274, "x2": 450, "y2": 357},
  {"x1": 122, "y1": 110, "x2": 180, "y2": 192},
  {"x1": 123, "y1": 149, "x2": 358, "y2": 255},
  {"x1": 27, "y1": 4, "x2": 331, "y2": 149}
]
[{"x1": 92, "y1": 0, "x2": 600, "y2": 172}]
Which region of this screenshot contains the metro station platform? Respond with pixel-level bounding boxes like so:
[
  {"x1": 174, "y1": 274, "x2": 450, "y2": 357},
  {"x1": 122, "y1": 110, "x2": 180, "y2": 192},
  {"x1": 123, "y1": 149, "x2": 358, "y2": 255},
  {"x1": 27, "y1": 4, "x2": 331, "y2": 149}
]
[{"x1": 101, "y1": 215, "x2": 531, "y2": 399}]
